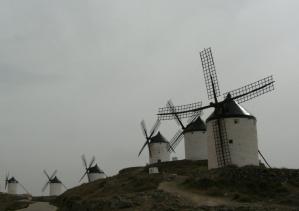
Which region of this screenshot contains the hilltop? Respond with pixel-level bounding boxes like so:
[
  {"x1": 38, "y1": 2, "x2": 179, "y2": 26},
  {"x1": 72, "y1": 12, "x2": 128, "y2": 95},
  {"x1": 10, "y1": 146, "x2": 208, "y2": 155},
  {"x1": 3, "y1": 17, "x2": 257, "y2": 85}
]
[{"x1": 52, "y1": 160, "x2": 299, "y2": 211}]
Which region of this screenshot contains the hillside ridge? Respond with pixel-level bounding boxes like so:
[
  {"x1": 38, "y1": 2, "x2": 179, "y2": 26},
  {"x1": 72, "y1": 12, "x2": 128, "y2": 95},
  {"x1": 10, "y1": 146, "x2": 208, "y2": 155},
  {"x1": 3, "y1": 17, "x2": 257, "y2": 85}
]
[{"x1": 52, "y1": 160, "x2": 299, "y2": 211}]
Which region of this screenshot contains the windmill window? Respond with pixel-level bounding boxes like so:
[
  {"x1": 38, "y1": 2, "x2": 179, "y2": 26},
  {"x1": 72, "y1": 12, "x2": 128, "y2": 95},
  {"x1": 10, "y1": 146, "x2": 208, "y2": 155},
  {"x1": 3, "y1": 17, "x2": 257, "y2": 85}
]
[
  {"x1": 229, "y1": 139, "x2": 233, "y2": 144},
  {"x1": 234, "y1": 119, "x2": 239, "y2": 124}
]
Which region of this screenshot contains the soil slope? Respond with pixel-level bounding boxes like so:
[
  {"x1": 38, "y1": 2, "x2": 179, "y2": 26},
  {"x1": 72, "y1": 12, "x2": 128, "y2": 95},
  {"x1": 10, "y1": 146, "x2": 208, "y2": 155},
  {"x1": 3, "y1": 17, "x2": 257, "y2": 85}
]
[
  {"x1": 54, "y1": 160, "x2": 299, "y2": 211},
  {"x1": 16, "y1": 202, "x2": 57, "y2": 211},
  {"x1": 0, "y1": 193, "x2": 30, "y2": 211}
]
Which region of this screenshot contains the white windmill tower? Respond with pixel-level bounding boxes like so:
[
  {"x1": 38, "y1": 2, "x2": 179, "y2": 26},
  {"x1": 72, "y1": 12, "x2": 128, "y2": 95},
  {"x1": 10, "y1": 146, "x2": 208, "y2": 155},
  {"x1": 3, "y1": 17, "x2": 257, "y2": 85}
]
[
  {"x1": 158, "y1": 48, "x2": 275, "y2": 169},
  {"x1": 138, "y1": 119, "x2": 173, "y2": 164},
  {"x1": 5, "y1": 173, "x2": 29, "y2": 195},
  {"x1": 42, "y1": 170, "x2": 67, "y2": 196},
  {"x1": 79, "y1": 155, "x2": 107, "y2": 183},
  {"x1": 165, "y1": 100, "x2": 207, "y2": 161}
]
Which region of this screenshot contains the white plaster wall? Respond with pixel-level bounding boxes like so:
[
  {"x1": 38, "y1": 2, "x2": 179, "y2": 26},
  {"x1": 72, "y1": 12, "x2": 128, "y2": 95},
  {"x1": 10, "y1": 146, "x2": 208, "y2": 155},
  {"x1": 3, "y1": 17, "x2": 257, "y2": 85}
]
[
  {"x1": 49, "y1": 183, "x2": 62, "y2": 196},
  {"x1": 149, "y1": 167, "x2": 159, "y2": 174},
  {"x1": 149, "y1": 142, "x2": 170, "y2": 164},
  {"x1": 207, "y1": 118, "x2": 259, "y2": 169},
  {"x1": 7, "y1": 183, "x2": 17, "y2": 194},
  {"x1": 88, "y1": 173, "x2": 106, "y2": 182},
  {"x1": 184, "y1": 131, "x2": 207, "y2": 160}
]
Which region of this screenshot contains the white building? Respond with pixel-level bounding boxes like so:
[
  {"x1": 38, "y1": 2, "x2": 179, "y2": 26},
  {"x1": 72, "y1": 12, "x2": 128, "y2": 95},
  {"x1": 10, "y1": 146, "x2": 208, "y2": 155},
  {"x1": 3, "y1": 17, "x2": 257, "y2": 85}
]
[
  {"x1": 49, "y1": 176, "x2": 63, "y2": 196},
  {"x1": 183, "y1": 117, "x2": 207, "y2": 161},
  {"x1": 88, "y1": 164, "x2": 106, "y2": 182},
  {"x1": 206, "y1": 96, "x2": 259, "y2": 169},
  {"x1": 149, "y1": 132, "x2": 171, "y2": 164},
  {"x1": 7, "y1": 177, "x2": 18, "y2": 194},
  {"x1": 149, "y1": 167, "x2": 159, "y2": 174}
]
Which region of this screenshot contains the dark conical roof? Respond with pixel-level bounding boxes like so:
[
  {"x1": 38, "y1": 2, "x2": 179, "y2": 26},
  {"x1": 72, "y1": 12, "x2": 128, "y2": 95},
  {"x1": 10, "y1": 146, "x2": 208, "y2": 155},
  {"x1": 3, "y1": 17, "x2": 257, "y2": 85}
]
[
  {"x1": 89, "y1": 164, "x2": 104, "y2": 174},
  {"x1": 150, "y1": 132, "x2": 168, "y2": 144},
  {"x1": 8, "y1": 177, "x2": 18, "y2": 183},
  {"x1": 206, "y1": 94, "x2": 256, "y2": 122},
  {"x1": 184, "y1": 116, "x2": 206, "y2": 133},
  {"x1": 50, "y1": 176, "x2": 62, "y2": 184}
]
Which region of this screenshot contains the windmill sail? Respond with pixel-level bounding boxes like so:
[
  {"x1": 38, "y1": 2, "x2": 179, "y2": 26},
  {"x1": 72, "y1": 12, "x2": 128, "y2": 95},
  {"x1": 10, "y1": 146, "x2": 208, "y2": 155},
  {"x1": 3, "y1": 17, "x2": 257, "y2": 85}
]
[
  {"x1": 42, "y1": 170, "x2": 57, "y2": 192},
  {"x1": 138, "y1": 119, "x2": 161, "y2": 157},
  {"x1": 80, "y1": 155, "x2": 96, "y2": 182},
  {"x1": 200, "y1": 47, "x2": 221, "y2": 100},
  {"x1": 168, "y1": 129, "x2": 184, "y2": 152},
  {"x1": 158, "y1": 101, "x2": 203, "y2": 120},
  {"x1": 18, "y1": 182, "x2": 30, "y2": 194},
  {"x1": 224, "y1": 75, "x2": 275, "y2": 104},
  {"x1": 212, "y1": 119, "x2": 231, "y2": 167}
]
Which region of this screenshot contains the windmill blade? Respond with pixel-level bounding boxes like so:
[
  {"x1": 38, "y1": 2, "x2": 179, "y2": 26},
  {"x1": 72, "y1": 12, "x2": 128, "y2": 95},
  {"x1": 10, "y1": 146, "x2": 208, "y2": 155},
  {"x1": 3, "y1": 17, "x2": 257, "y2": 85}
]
[
  {"x1": 168, "y1": 144, "x2": 176, "y2": 153},
  {"x1": 88, "y1": 156, "x2": 96, "y2": 169},
  {"x1": 140, "y1": 120, "x2": 148, "y2": 139},
  {"x1": 149, "y1": 119, "x2": 161, "y2": 138},
  {"x1": 18, "y1": 182, "x2": 30, "y2": 194},
  {"x1": 50, "y1": 170, "x2": 58, "y2": 180},
  {"x1": 81, "y1": 154, "x2": 88, "y2": 169},
  {"x1": 258, "y1": 150, "x2": 271, "y2": 168},
  {"x1": 147, "y1": 143, "x2": 152, "y2": 158},
  {"x1": 212, "y1": 119, "x2": 231, "y2": 167},
  {"x1": 61, "y1": 182, "x2": 68, "y2": 190},
  {"x1": 42, "y1": 181, "x2": 49, "y2": 192},
  {"x1": 224, "y1": 75, "x2": 275, "y2": 104},
  {"x1": 167, "y1": 100, "x2": 185, "y2": 129},
  {"x1": 168, "y1": 129, "x2": 184, "y2": 151},
  {"x1": 5, "y1": 173, "x2": 9, "y2": 190},
  {"x1": 200, "y1": 47, "x2": 221, "y2": 100},
  {"x1": 138, "y1": 139, "x2": 150, "y2": 157},
  {"x1": 158, "y1": 101, "x2": 206, "y2": 120},
  {"x1": 187, "y1": 110, "x2": 203, "y2": 124},
  {"x1": 139, "y1": 119, "x2": 153, "y2": 157},
  {"x1": 98, "y1": 164, "x2": 107, "y2": 177},
  {"x1": 79, "y1": 171, "x2": 88, "y2": 182},
  {"x1": 43, "y1": 170, "x2": 51, "y2": 180}
]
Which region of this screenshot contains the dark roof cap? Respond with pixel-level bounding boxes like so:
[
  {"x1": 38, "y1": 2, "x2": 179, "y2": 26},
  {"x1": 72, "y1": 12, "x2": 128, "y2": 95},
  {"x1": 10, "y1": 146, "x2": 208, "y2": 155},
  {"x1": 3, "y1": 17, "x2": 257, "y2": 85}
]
[
  {"x1": 50, "y1": 176, "x2": 62, "y2": 184},
  {"x1": 207, "y1": 94, "x2": 256, "y2": 122},
  {"x1": 8, "y1": 177, "x2": 18, "y2": 183},
  {"x1": 150, "y1": 132, "x2": 168, "y2": 144},
  {"x1": 184, "y1": 116, "x2": 206, "y2": 133},
  {"x1": 89, "y1": 164, "x2": 104, "y2": 174}
]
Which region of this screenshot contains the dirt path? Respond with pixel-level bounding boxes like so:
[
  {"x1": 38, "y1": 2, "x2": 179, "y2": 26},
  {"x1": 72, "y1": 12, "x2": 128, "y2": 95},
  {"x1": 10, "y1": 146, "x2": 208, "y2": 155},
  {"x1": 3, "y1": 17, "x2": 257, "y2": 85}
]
[
  {"x1": 16, "y1": 202, "x2": 57, "y2": 211},
  {"x1": 158, "y1": 177, "x2": 237, "y2": 207}
]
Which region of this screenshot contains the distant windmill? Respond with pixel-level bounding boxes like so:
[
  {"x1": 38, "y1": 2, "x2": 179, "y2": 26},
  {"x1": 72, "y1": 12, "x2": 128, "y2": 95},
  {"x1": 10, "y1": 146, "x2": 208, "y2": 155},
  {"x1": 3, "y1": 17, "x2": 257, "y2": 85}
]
[
  {"x1": 138, "y1": 119, "x2": 173, "y2": 164},
  {"x1": 166, "y1": 100, "x2": 207, "y2": 161},
  {"x1": 5, "y1": 173, "x2": 29, "y2": 195},
  {"x1": 42, "y1": 170, "x2": 66, "y2": 196},
  {"x1": 158, "y1": 47, "x2": 275, "y2": 169},
  {"x1": 79, "y1": 155, "x2": 106, "y2": 183}
]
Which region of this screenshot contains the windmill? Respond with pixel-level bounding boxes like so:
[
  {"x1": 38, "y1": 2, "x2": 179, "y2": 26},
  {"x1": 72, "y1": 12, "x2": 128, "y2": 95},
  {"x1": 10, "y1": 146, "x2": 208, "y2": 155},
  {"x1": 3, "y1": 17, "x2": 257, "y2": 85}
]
[
  {"x1": 158, "y1": 47, "x2": 275, "y2": 169},
  {"x1": 42, "y1": 170, "x2": 66, "y2": 196},
  {"x1": 5, "y1": 173, "x2": 29, "y2": 195},
  {"x1": 166, "y1": 100, "x2": 208, "y2": 161},
  {"x1": 79, "y1": 154, "x2": 106, "y2": 183},
  {"x1": 138, "y1": 119, "x2": 173, "y2": 164}
]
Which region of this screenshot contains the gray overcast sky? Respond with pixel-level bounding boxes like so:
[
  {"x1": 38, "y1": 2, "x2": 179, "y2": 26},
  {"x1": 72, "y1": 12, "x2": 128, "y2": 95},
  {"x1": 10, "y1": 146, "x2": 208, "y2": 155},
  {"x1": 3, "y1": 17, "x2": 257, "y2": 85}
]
[{"x1": 0, "y1": 0, "x2": 298, "y2": 195}]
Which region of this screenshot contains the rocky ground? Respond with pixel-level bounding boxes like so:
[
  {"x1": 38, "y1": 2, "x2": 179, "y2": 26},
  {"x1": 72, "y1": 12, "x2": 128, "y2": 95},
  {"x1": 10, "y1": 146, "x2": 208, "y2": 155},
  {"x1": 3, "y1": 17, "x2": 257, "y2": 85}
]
[
  {"x1": 0, "y1": 194, "x2": 57, "y2": 211},
  {"x1": 0, "y1": 193, "x2": 31, "y2": 211},
  {"x1": 52, "y1": 160, "x2": 299, "y2": 211}
]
